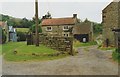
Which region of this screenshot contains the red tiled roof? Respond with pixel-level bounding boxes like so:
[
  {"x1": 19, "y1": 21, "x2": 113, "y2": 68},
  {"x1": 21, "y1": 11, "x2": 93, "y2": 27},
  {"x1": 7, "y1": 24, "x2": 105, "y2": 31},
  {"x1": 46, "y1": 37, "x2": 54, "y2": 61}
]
[
  {"x1": 0, "y1": 21, "x2": 5, "y2": 27},
  {"x1": 41, "y1": 17, "x2": 76, "y2": 26}
]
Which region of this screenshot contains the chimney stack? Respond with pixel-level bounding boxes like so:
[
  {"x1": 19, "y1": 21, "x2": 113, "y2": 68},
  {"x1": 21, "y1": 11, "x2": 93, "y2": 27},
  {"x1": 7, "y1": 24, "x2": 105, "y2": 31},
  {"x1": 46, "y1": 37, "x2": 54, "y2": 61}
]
[{"x1": 73, "y1": 14, "x2": 77, "y2": 18}]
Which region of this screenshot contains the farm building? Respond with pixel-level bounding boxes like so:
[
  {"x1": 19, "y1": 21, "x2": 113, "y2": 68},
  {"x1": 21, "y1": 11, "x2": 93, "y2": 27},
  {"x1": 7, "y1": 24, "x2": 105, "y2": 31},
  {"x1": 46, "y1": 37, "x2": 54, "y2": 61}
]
[
  {"x1": 102, "y1": 1, "x2": 120, "y2": 47},
  {"x1": 73, "y1": 19, "x2": 93, "y2": 42},
  {"x1": 41, "y1": 14, "x2": 79, "y2": 37},
  {"x1": 9, "y1": 26, "x2": 17, "y2": 42},
  {"x1": 0, "y1": 21, "x2": 9, "y2": 43}
]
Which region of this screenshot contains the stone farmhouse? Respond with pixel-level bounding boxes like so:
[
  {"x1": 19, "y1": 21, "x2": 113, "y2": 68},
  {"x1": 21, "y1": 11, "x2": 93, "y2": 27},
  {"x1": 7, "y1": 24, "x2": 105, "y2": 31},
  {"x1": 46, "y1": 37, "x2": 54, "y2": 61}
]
[
  {"x1": 41, "y1": 14, "x2": 93, "y2": 42},
  {"x1": 102, "y1": 1, "x2": 120, "y2": 47},
  {"x1": 41, "y1": 14, "x2": 79, "y2": 37}
]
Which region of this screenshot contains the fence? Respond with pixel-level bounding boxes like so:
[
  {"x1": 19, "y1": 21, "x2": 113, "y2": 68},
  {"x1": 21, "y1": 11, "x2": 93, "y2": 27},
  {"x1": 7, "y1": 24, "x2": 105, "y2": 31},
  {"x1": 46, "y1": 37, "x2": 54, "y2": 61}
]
[{"x1": 27, "y1": 34, "x2": 74, "y2": 55}]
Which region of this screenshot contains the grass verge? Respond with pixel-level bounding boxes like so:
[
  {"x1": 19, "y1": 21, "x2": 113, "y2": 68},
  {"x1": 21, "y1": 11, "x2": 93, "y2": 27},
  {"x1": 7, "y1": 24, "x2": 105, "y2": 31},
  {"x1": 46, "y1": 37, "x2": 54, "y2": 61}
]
[
  {"x1": 73, "y1": 41, "x2": 97, "y2": 48},
  {"x1": 2, "y1": 42, "x2": 68, "y2": 62},
  {"x1": 0, "y1": 44, "x2": 2, "y2": 55},
  {"x1": 98, "y1": 46, "x2": 116, "y2": 51},
  {"x1": 112, "y1": 48, "x2": 120, "y2": 63}
]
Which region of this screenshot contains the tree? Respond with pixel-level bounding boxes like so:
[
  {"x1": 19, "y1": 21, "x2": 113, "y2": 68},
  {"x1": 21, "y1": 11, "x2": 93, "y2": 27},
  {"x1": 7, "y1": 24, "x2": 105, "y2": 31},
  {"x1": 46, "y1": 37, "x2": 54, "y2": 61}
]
[
  {"x1": 29, "y1": 24, "x2": 42, "y2": 33},
  {"x1": 93, "y1": 23, "x2": 103, "y2": 34},
  {"x1": 42, "y1": 11, "x2": 52, "y2": 19}
]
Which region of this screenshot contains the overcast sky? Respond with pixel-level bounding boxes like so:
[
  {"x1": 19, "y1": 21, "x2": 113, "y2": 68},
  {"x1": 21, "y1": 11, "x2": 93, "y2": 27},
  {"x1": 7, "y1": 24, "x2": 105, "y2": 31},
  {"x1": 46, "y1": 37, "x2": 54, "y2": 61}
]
[{"x1": 0, "y1": 0, "x2": 113, "y2": 23}]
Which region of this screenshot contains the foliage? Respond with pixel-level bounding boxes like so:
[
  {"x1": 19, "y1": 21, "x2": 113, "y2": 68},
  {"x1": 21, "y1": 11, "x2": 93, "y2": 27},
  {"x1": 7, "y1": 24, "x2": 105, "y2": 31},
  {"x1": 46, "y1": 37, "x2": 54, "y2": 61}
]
[
  {"x1": 112, "y1": 48, "x2": 120, "y2": 63},
  {"x1": 17, "y1": 32, "x2": 27, "y2": 41},
  {"x1": 29, "y1": 24, "x2": 42, "y2": 33},
  {"x1": 42, "y1": 12, "x2": 52, "y2": 19},
  {"x1": 0, "y1": 14, "x2": 41, "y2": 28},
  {"x1": 0, "y1": 14, "x2": 9, "y2": 21},
  {"x1": 2, "y1": 29, "x2": 7, "y2": 44},
  {"x1": 93, "y1": 23, "x2": 103, "y2": 34},
  {"x1": 2, "y1": 42, "x2": 68, "y2": 61}
]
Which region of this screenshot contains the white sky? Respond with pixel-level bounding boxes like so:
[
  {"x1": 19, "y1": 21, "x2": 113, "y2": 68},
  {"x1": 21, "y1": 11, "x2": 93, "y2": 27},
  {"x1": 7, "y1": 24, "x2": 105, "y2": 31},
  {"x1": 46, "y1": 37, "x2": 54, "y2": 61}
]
[{"x1": 0, "y1": 0, "x2": 113, "y2": 23}]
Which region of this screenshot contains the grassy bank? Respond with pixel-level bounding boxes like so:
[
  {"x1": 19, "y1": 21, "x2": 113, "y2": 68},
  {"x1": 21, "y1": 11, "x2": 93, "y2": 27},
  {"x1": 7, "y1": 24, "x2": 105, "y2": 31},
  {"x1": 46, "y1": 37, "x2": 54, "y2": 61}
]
[
  {"x1": 99, "y1": 47, "x2": 116, "y2": 51},
  {"x1": 112, "y1": 48, "x2": 120, "y2": 63},
  {"x1": 2, "y1": 42, "x2": 68, "y2": 62},
  {"x1": 0, "y1": 45, "x2": 2, "y2": 55},
  {"x1": 73, "y1": 41, "x2": 97, "y2": 48}
]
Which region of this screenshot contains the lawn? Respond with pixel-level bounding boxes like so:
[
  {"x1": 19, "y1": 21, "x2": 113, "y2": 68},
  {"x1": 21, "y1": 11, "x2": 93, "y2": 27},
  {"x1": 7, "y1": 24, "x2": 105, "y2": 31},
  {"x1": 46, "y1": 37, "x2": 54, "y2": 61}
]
[{"x1": 2, "y1": 42, "x2": 68, "y2": 61}]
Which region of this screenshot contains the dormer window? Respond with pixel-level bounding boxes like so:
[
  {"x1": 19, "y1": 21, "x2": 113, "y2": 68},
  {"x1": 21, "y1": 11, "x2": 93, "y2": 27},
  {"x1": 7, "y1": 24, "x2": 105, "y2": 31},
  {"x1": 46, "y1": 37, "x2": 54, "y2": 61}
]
[
  {"x1": 46, "y1": 26, "x2": 52, "y2": 31},
  {"x1": 63, "y1": 26, "x2": 69, "y2": 30}
]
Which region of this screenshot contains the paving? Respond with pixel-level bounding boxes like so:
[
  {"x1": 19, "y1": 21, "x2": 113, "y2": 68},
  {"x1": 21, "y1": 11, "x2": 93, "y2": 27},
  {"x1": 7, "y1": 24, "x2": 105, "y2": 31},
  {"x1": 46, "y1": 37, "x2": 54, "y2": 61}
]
[{"x1": 2, "y1": 46, "x2": 118, "y2": 75}]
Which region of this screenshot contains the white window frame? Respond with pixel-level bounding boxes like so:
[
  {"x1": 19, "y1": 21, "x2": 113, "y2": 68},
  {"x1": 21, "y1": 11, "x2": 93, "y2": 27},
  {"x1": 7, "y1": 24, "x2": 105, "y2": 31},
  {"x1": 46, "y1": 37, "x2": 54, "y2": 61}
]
[
  {"x1": 46, "y1": 26, "x2": 52, "y2": 31},
  {"x1": 63, "y1": 26, "x2": 69, "y2": 30}
]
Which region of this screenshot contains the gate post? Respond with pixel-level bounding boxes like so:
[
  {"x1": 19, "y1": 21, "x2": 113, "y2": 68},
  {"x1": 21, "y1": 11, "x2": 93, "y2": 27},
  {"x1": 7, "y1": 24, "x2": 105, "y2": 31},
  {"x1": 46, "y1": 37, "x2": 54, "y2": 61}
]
[{"x1": 70, "y1": 37, "x2": 74, "y2": 56}]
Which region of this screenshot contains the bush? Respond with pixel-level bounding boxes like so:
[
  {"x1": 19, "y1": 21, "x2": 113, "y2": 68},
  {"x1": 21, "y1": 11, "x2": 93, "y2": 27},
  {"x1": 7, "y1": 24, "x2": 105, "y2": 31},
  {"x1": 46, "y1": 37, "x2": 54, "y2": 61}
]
[
  {"x1": 17, "y1": 32, "x2": 26, "y2": 41},
  {"x1": 2, "y1": 30, "x2": 7, "y2": 44},
  {"x1": 112, "y1": 48, "x2": 120, "y2": 63}
]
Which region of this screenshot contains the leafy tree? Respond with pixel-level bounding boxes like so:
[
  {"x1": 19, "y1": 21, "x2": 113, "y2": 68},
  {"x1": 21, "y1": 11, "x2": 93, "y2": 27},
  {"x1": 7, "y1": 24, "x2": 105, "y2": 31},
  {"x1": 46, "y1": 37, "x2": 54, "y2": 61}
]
[
  {"x1": 93, "y1": 23, "x2": 103, "y2": 34},
  {"x1": 42, "y1": 11, "x2": 52, "y2": 19},
  {"x1": 29, "y1": 24, "x2": 42, "y2": 33}
]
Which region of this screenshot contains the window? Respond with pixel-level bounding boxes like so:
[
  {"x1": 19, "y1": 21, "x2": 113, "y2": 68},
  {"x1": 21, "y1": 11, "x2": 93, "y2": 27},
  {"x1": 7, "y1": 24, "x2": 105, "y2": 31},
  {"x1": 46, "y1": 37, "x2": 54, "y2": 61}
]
[
  {"x1": 46, "y1": 27, "x2": 52, "y2": 31},
  {"x1": 63, "y1": 26, "x2": 69, "y2": 30},
  {"x1": 63, "y1": 34, "x2": 69, "y2": 37}
]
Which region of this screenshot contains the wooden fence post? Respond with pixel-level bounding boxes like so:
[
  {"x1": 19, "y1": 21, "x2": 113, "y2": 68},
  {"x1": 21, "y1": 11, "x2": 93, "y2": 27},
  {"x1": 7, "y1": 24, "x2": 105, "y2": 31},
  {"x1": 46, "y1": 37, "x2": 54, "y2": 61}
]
[{"x1": 70, "y1": 37, "x2": 74, "y2": 56}]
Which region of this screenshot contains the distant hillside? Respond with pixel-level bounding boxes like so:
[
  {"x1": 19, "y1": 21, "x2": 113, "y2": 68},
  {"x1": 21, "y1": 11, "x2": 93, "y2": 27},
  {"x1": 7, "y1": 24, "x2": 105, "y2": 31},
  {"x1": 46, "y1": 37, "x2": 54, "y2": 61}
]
[{"x1": 0, "y1": 14, "x2": 35, "y2": 28}]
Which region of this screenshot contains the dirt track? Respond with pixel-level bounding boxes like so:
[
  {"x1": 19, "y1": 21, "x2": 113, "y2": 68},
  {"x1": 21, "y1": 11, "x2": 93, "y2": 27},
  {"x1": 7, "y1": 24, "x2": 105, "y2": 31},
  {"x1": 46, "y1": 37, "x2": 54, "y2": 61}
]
[{"x1": 2, "y1": 46, "x2": 118, "y2": 75}]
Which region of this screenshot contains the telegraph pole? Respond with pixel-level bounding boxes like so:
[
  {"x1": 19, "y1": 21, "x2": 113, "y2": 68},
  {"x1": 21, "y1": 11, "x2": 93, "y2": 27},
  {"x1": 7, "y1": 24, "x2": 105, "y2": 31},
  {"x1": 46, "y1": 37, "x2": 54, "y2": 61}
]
[{"x1": 35, "y1": 0, "x2": 39, "y2": 46}]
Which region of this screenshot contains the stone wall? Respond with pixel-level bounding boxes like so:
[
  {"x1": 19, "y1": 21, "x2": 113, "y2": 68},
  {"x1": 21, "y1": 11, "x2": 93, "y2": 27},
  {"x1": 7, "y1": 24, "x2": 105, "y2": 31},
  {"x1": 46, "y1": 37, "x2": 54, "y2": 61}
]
[{"x1": 32, "y1": 34, "x2": 74, "y2": 55}]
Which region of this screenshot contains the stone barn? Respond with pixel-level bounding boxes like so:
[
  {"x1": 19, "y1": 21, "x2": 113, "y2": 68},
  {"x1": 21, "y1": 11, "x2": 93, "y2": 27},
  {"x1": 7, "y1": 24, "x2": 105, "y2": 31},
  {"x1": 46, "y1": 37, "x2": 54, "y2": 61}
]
[
  {"x1": 102, "y1": 1, "x2": 120, "y2": 47},
  {"x1": 73, "y1": 20, "x2": 93, "y2": 42}
]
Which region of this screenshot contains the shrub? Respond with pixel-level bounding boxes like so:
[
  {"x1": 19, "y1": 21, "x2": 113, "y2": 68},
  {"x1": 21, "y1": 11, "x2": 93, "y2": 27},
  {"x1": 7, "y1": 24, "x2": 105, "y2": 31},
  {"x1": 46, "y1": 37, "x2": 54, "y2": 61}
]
[
  {"x1": 2, "y1": 29, "x2": 7, "y2": 44},
  {"x1": 17, "y1": 31, "x2": 26, "y2": 41}
]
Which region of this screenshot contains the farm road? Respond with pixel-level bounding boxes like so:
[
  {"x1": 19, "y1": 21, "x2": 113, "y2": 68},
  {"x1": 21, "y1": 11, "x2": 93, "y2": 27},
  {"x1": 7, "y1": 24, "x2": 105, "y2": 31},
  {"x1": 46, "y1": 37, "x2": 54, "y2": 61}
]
[{"x1": 2, "y1": 45, "x2": 118, "y2": 75}]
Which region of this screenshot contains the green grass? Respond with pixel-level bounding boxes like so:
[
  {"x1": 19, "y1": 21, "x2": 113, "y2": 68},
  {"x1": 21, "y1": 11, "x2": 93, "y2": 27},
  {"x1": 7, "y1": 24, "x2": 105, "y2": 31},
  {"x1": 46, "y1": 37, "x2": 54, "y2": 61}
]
[
  {"x1": 16, "y1": 28, "x2": 29, "y2": 32},
  {"x1": 2, "y1": 42, "x2": 68, "y2": 62},
  {"x1": 99, "y1": 47, "x2": 116, "y2": 51},
  {"x1": 0, "y1": 44, "x2": 2, "y2": 55},
  {"x1": 73, "y1": 41, "x2": 97, "y2": 48},
  {"x1": 112, "y1": 48, "x2": 120, "y2": 63}
]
